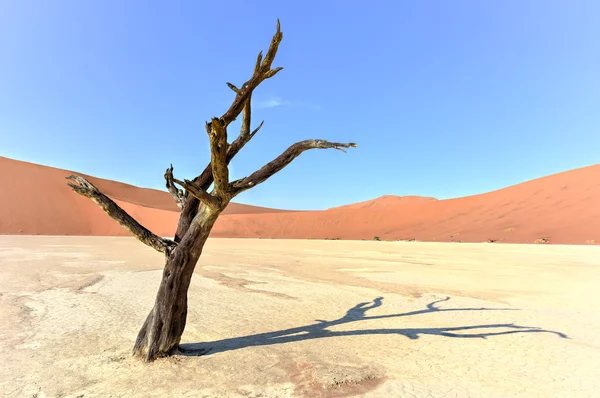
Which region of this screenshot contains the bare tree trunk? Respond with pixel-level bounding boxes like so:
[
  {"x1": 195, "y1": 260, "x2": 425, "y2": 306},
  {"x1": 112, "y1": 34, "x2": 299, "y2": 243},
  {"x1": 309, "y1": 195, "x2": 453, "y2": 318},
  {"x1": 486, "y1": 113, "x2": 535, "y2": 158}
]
[
  {"x1": 66, "y1": 20, "x2": 356, "y2": 363},
  {"x1": 174, "y1": 202, "x2": 199, "y2": 243},
  {"x1": 132, "y1": 205, "x2": 220, "y2": 361}
]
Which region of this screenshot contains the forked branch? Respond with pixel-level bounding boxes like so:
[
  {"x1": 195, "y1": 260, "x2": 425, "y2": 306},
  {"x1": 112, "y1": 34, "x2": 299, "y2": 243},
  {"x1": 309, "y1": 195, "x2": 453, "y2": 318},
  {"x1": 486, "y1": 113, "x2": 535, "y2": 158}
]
[
  {"x1": 177, "y1": 20, "x2": 282, "y2": 214},
  {"x1": 66, "y1": 175, "x2": 177, "y2": 255},
  {"x1": 220, "y1": 19, "x2": 283, "y2": 127},
  {"x1": 171, "y1": 20, "x2": 356, "y2": 245},
  {"x1": 230, "y1": 140, "x2": 357, "y2": 196},
  {"x1": 201, "y1": 19, "x2": 283, "y2": 196},
  {"x1": 175, "y1": 115, "x2": 264, "y2": 238},
  {"x1": 226, "y1": 80, "x2": 264, "y2": 159},
  {"x1": 185, "y1": 116, "x2": 264, "y2": 199}
]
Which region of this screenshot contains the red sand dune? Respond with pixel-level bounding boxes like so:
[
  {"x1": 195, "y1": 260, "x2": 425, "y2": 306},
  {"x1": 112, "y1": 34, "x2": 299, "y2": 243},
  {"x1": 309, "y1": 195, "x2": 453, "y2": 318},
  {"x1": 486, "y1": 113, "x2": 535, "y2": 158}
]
[
  {"x1": 0, "y1": 156, "x2": 287, "y2": 237},
  {"x1": 1, "y1": 156, "x2": 599, "y2": 245}
]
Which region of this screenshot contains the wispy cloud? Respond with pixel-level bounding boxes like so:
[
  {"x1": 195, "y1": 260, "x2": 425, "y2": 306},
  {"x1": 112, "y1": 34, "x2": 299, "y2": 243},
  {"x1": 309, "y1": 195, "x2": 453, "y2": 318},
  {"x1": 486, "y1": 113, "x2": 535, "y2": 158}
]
[
  {"x1": 255, "y1": 96, "x2": 291, "y2": 109},
  {"x1": 254, "y1": 96, "x2": 322, "y2": 111}
]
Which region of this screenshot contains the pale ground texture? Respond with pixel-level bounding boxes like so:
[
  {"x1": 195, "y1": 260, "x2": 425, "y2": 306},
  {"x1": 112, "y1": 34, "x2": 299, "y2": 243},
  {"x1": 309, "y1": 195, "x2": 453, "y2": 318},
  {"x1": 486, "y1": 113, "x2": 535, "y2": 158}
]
[{"x1": 1, "y1": 237, "x2": 599, "y2": 398}]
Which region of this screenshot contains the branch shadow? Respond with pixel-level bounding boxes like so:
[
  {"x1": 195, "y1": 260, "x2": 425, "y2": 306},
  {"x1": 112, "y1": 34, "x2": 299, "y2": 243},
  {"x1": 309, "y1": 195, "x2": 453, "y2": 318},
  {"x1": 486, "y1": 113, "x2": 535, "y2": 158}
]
[{"x1": 179, "y1": 296, "x2": 568, "y2": 357}]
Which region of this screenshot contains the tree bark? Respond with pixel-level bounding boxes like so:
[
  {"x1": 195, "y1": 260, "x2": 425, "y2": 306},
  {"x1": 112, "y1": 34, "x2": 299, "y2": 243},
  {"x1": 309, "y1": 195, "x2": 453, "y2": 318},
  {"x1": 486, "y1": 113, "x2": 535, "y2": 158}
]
[{"x1": 132, "y1": 204, "x2": 222, "y2": 361}]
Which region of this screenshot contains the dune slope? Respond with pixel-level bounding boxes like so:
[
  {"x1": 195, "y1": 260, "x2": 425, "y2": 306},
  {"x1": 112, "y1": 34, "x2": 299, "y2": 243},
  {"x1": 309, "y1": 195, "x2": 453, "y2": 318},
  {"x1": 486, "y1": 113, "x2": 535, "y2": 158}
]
[
  {"x1": 213, "y1": 164, "x2": 600, "y2": 244},
  {"x1": 0, "y1": 156, "x2": 287, "y2": 237},
  {"x1": 0, "y1": 156, "x2": 598, "y2": 244}
]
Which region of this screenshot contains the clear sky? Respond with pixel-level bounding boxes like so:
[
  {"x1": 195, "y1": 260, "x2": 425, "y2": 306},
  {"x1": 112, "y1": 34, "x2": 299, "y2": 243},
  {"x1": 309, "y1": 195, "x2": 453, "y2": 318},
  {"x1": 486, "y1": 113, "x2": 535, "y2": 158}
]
[{"x1": 1, "y1": 1, "x2": 598, "y2": 210}]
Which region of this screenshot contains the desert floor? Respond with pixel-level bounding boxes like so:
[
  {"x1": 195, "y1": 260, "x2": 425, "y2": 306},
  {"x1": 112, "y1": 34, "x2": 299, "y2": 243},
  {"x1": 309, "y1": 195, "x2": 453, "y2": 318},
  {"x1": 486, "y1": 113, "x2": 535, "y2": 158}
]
[{"x1": 0, "y1": 237, "x2": 599, "y2": 397}]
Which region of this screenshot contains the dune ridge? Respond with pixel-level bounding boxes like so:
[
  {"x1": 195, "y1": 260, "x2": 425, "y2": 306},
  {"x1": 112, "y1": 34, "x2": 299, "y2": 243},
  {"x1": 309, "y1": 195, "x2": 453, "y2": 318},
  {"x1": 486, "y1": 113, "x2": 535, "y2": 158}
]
[
  {"x1": 0, "y1": 156, "x2": 288, "y2": 237},
  {"x1": 0, "y1": 156, "x2": 598, "y2": 244}
]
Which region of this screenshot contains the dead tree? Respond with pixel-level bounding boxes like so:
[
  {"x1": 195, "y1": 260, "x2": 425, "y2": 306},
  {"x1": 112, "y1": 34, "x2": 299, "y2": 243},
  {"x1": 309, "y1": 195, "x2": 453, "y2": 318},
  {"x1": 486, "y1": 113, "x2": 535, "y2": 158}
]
[{"x1": 66, "y1": 20, "x2": 356, "y2": 362}]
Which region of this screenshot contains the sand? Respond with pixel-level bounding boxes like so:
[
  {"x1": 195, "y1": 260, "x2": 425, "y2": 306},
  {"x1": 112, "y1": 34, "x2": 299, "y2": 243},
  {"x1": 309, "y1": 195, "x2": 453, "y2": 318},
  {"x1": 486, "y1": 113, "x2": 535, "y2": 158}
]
[
  {"x1": 211, "y1": 164, "x2": 600, "y2": 244},
  {"x1": 1, "y1": 156, "x2": 599, "y2": 245},
  {"x1": 0, "y1": 156, "x2": 288, "y2": 237},
  {"x1": 1, "y1": 236, "x2": 599, "y2": 397}
]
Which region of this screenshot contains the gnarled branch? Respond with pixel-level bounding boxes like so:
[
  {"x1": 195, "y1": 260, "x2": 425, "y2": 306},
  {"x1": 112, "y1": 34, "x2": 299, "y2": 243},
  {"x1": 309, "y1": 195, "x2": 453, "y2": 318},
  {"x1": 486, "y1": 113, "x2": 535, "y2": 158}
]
[
  {"x1": 172, "y1": 178, "x2": 220, "y2": 209},
  {"x1": 174, "y1": 121, "x2": 263, "y2": 241},
  {"x1": 66, "y1": 175, "x2": 177, "y2": 255},
  {"x1": 230, "y1": 140, "x2": 357, "y2": 196},
  {"x1": 191, "y1": 18, "x2": 279, "y2": 196},
  {"x1": 220, "y1": 19, "x2": 283, "y2": 127},
  {"x1": 174, "y1": 19, "x2": 282, "y2": 240},
  {"x1": 164, "y1": 164, "x2": 185, "y2": 209},
  {"x1": 227, "y1": 81, "x2": 264, "y2": 158},
  {"x1": 179, "y1": 62, "x2": 266, "y2": 207}
]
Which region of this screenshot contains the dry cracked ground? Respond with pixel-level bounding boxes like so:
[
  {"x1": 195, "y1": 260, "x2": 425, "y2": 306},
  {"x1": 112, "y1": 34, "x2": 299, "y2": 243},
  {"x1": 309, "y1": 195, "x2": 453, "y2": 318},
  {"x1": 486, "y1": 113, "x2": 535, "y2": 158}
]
[{"x1": 0, "y1": 236, "x2": 599, "y2": 397}]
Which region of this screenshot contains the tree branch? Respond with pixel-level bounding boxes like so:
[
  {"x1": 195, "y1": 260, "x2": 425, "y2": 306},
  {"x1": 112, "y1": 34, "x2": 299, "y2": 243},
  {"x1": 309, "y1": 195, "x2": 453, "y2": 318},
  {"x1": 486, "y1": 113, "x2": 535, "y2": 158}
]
[
  {"x1": 220, "y1": 19, "x2": 283, "y2": 127},
  {"x1": 230, "y1": 140, "x2": 357, "y2": 196},
  {"x1": 66, "y1": 175, "x2": 177, "y2": 255},
  {"x1": 175, "y1": 117, "x2": 264, "y2": 240},
  {"x1": 181, "y1": 19, "x2": 281, "y2": 199},
  {"x1": 164, "y1": 164, "x2": 185, "y2": 209},
  {"x1": 174, "y1": 19, "x2": 283, "y2": 240},
  {"x1": 172, "y1": 178, "x2": 220, "y2": 209},
  {"x1": 205, "y1": 118, "x2": 230, "y2": 198},
  {"x1": 227, "y1": 81, "x2": 265, "y2": 158}
]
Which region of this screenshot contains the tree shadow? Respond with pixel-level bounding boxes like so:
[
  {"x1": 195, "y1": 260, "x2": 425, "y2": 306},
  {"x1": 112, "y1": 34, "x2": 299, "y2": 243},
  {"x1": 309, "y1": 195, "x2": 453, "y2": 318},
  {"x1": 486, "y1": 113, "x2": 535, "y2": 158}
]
[{"x1": 179, "y1": 296, "x2": 568, "y2": 356}]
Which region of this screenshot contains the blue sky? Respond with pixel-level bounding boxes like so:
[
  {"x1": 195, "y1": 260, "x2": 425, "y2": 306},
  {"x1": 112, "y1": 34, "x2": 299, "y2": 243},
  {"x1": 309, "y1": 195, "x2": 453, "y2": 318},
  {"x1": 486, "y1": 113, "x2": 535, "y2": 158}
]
[{"x1": 1, "y1": 1, "x2": 598, "y2": 210}]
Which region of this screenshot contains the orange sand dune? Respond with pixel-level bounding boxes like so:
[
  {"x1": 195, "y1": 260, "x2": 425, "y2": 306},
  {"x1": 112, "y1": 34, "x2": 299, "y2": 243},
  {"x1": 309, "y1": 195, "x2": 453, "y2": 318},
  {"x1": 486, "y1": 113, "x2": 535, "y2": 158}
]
[
  {"x1": 0, "y1": 156, "x2": 598, "y2": 244},
  {"x1": 213, "y1": 164, "x2": 600, "y2": 244},
  {"x1": 0, "y1": 156, "x2": 287, "y2": 236}
]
